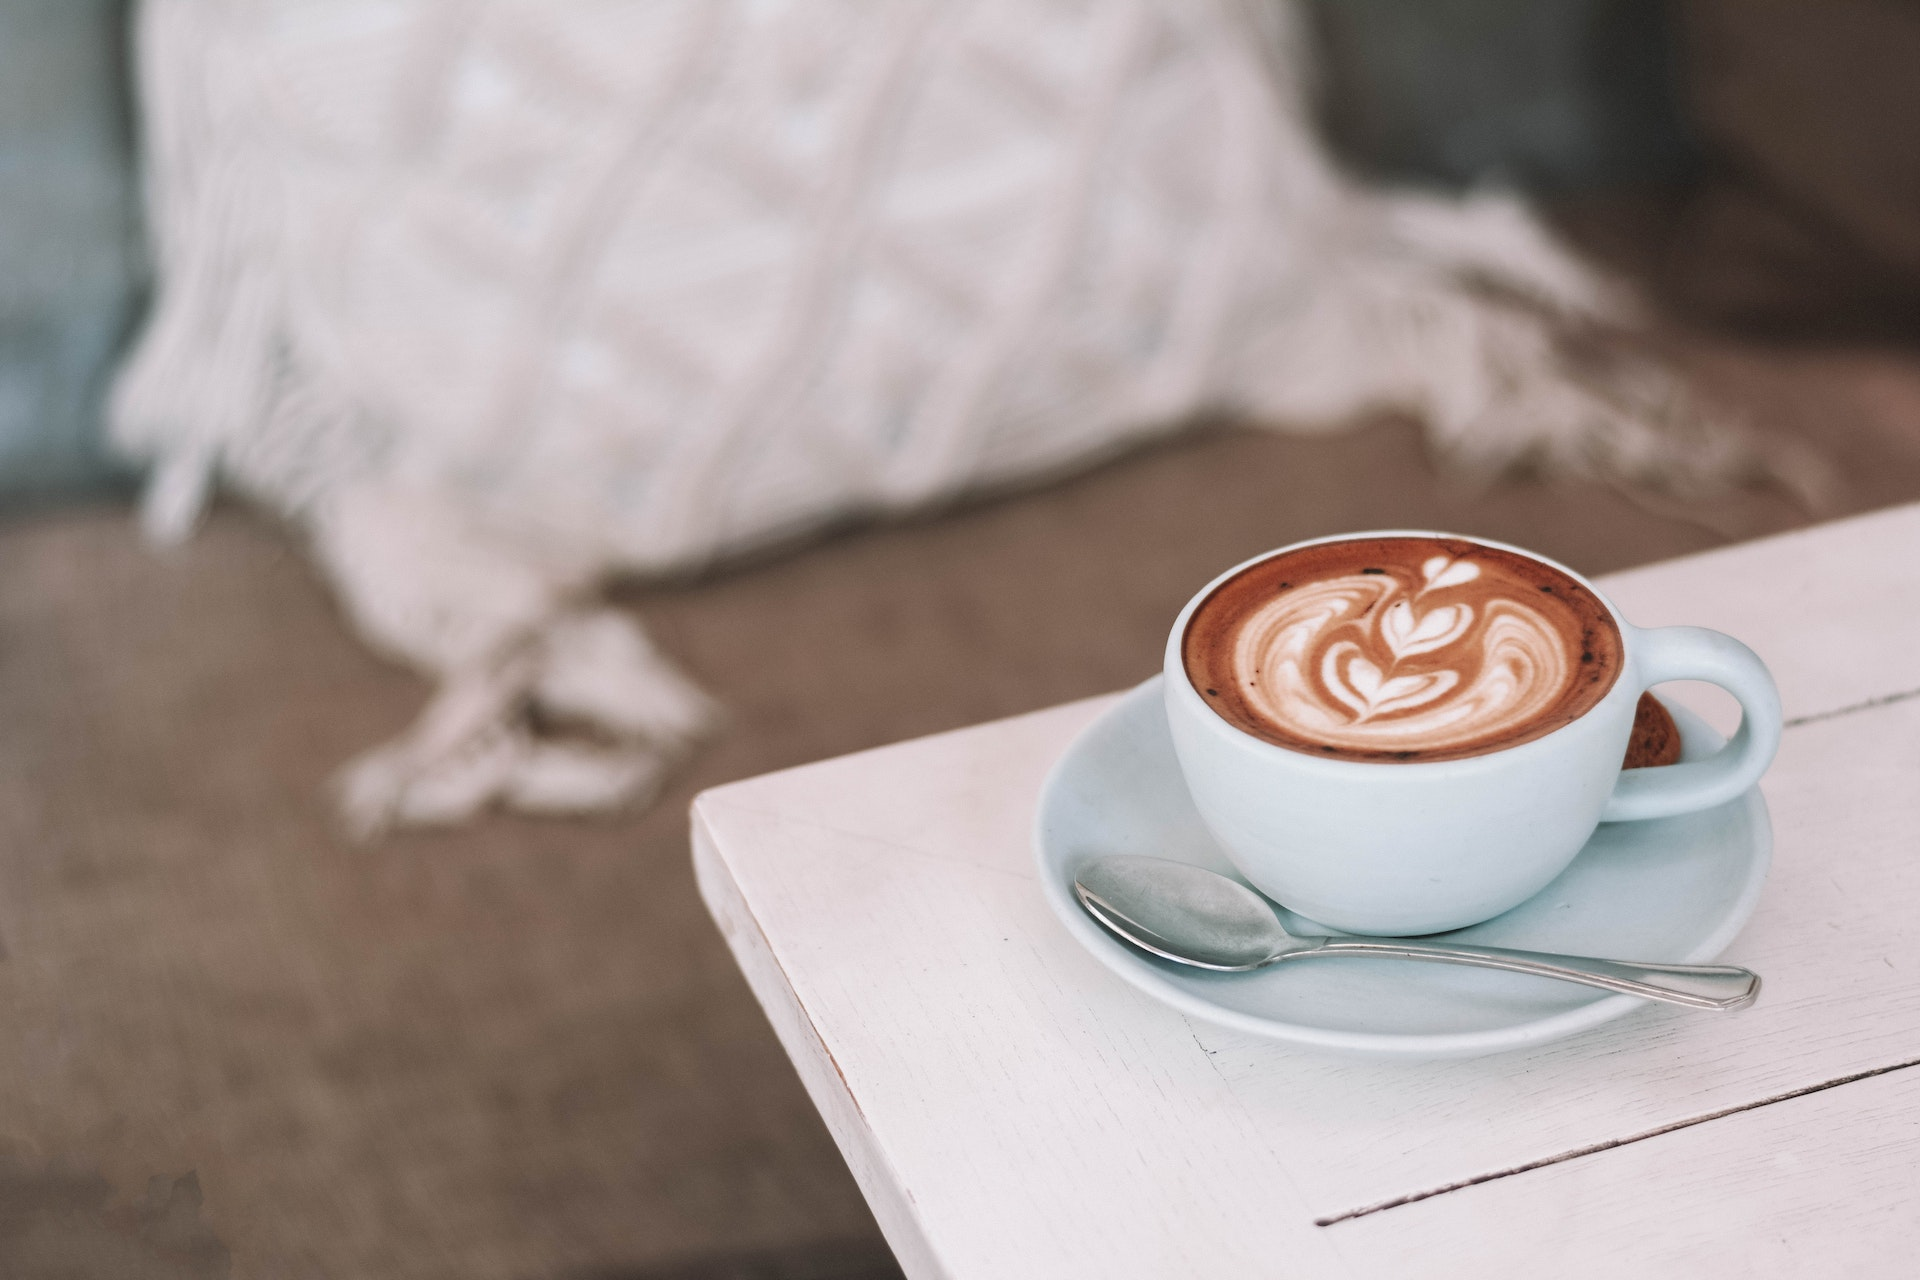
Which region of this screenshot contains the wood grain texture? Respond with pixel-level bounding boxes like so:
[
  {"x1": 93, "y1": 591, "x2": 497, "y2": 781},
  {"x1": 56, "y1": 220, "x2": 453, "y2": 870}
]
[
  {"x1": 694, "y1": 502, "x2": 1920, "y2": 1279},
  {"x1": 1330, "y1": 1065, "x2": 1920, "y2": 1279},
  {"x1": 697, "y1": 703, "x2": 1351, "y2": 1278},
  {"x1": 692, "y1": 820, "x2": 954, "y2": 1280}
]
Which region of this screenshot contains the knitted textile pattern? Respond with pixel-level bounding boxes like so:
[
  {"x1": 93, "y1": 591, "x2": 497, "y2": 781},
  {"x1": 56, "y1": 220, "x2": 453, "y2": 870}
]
[{"x1": 112, "y1": 0, "x2": 1737, "y2": 834}]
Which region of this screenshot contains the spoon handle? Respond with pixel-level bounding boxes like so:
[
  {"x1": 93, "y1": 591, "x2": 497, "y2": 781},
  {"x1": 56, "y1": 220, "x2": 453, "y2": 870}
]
[{"x1": 1303, "y1": 939, "x2": 1760, "y2": 1011}]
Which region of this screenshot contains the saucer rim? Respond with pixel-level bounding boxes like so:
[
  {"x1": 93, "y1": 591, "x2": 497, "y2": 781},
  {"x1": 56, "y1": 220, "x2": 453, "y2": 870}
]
[{"x1": 1032, "y1": 676, "x2": 1773, "y2": 1060}]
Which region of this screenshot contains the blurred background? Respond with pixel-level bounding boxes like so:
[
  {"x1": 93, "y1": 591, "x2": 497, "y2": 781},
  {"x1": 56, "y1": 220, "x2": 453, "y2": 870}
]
[{"x1": 2, "y1": 1, "x2": 1918, "y2": 1277}]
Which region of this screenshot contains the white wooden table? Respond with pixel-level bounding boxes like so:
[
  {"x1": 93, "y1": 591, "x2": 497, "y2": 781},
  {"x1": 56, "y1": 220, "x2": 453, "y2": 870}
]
[{"x1": 692, "y1": 505, "x2": 1920, "y2": 1280}]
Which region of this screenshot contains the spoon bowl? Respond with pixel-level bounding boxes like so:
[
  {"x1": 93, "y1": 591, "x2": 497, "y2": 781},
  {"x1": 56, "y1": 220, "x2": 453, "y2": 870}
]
[{"x1": 1074, "y1": 856, "x2": 1290, "y2": 970}]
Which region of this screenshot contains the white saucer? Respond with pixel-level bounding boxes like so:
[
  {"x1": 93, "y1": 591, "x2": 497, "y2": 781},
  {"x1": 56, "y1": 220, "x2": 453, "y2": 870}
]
[{"x1": 1034, "y1": 677, "x2": 1772, "y2": 1060}]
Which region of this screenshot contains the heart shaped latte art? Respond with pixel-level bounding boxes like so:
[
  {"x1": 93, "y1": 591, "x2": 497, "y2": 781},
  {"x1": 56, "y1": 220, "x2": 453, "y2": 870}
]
[
  {"x1": 1422, "y1": 555, "x2": 1481, "y2": 590},
  {"x1": 1378, "y1": 599, "x2": 1473, "y2": 660},
  {"x1": 1227, "y1": 557, "x2": 1571, "y2": 753},
  {"x1": 1322, "y1": 647, "x2": 1460, "y2": 719}
]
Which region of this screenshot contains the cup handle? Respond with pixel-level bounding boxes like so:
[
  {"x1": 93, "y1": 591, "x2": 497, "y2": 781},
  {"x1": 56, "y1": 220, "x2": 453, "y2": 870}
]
[{"x1": 1600, "y1": 626, "x2": 1783, "y2": 823}]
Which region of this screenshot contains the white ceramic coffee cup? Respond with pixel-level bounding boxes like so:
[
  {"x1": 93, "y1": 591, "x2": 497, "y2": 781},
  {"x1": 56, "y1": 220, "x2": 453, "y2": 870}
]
[{"x1": 1163, "y1": 531, "x2": 1781, "y2": 936}]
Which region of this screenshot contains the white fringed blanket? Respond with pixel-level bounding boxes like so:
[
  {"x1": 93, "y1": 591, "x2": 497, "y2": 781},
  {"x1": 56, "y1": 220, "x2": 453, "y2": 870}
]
[{"x1": 113, "y1": 0, "x2": 1737, "y2": 833}]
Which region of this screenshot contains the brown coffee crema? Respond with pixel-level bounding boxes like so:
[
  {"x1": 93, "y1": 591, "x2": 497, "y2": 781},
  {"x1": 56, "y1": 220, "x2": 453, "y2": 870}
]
[{"x1": 1183, "y1": 536, "x2": 1623, "y2": 762}]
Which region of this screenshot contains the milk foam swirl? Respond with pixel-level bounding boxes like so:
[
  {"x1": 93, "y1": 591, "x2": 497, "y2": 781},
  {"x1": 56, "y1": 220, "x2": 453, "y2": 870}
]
[{"x1": 1229, "y1": 554, "x2": 1572, "y2": 754}]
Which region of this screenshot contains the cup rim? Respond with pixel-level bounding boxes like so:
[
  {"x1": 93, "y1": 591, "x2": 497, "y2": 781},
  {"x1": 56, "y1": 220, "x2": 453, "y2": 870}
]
[{"x1": 1163, "y1": 529, "x2": 1633, "y2": 771}]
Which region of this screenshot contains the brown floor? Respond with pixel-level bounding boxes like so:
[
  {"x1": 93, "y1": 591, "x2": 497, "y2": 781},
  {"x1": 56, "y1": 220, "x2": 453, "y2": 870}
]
[{"x1": 3, "y1": 332, "x2": 1920, "y2": 1278}]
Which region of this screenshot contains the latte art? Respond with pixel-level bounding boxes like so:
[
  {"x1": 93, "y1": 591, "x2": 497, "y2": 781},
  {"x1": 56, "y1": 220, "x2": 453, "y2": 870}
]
[
  {"x1": 1236, "y1": 554, "x2": 1567, "y2": 750},
  {"x1": 1183, "y1": 537, "x2": 1622, "y2": 762}
]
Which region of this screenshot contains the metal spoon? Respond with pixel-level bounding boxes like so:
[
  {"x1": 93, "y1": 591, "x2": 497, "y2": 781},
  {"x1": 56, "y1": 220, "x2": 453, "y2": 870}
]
[{"x1": 1073, "y1": 855, "x2": 1760, "y2": 1011}]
